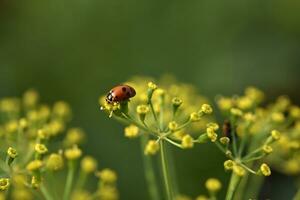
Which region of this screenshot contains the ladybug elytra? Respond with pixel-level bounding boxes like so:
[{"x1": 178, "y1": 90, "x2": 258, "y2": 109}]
[{"x1": 106, "y1": 84, "x2": 136, "y2": 104}]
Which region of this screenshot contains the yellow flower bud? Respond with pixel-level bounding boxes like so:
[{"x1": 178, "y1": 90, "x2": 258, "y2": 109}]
[
  {"x1": 200, "y1": 104, "x2": 213, "y2": 114},
  {"x1": 206, "y1": 123, "x2": 219, "y2": 131},
  {"x1": 64, "y1": 128, "x2": 85, "y2": 146},
  {"x1": 237, "y1": 97, "x2": 253, "y2": 110},
  {"x1": 190, "y1": 112, "x2": 201, "y2": 122},
  {"x1": 260, "y1": 163, "x2": 271, "y2": 176},
  {"x1": 290, "y1": 106, "x2": 300, "y2": 118},
  {"x1": 271, "y1": 130, "x2": 281, "y2": 140},
  {"x1": 0, "y1": 178, "x2": 10, "y2": 191},
  {"x1": 262, "y1": 145, "x2": 273, "y2": 154},
  {"x1": 26, "y1": 160, "x2": 43, "y2": 172},
  {"x1": 148, "y1": 82, "x2": 157, "y2": 90},
  {"x1": 181, "y1": 135, "x2": 194, "y2": 149},
  {"x1": 245, "y1": 87, "x2": 264, "y2": 103},
  {"x1": 172, "y1": 97, "x2": 183, "y2": 107},
  {"x1": 233, "y1": 165, "x2": 245, "y2": 176},
  {"x1": 206, "y1": 127, "x2": 217, "y2": 142},
  {"x1": 205, "y1": 178, "x2": 222, "y2": 192},
  {"x1": 53, "y1": 101, "x2": 72, "y2": 120},
  {"x1": 35, "y1": 143, "x2": 48, "y2": 155},
  {"x1": 46, "y1": 153, "x2": 64, "y2": 171},
  {"x1": 97, "y1": 168, "x2": 117, "y2": 183},
  {"x1": 65, "y1": 145, "x2": 82, "y2": 160},
  {"x1": 217, "y1": 97, "x2": 233, "y2": 110},
  {"x1": 19, "y1": 118, "x2": 28, "y2": 129},
  {"x1": 7, "y1": 147, "x2": 18, "y2": 159},
  {"x1": 98, "y1": 185, "x2": 119, "y2": 200},
  {"x1": 224, "y1": 160, "x2": 235, "y2": 170},
  {"x1": 220, "y1": 137, "x2": 230, "y2": 145},
  {"x1": 244, "y1": 113, "x2": 256, "y2": 122},
  {"x1": 23, "y1": 89, "x2": 39, "y2": 107},
  {"x1": 230, "y1": 108, "x2": 243, "y2": 116},
  {"x1": 271, "y1": 112, "x2": 285, "y2": 123},
  {"x1": 136, "y1": 105, "x2": 149, "y2": 121},
  {"x1": 144, "y1": 140, "x2": 159, "y2": 155},
  {"x1": 124, "y1": 125, "x2": 139, "y2": 138},
  {"x1": 81, "y1": 156, "x2": 97, "y2": 174},
  {"x1": 168, "y1": 121, "x2": 178, "y2": 131}
]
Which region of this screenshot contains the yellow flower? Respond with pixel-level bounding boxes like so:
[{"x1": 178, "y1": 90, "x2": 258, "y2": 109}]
[
  {"x1": 81, "y1": 156, "x2": 97, "y2": 174},
  {"x1": 244, "y1": 113, "x2": 256, "y2": 122},
  {"x1": 200, "y1": 104, "x2": 213, "y2": 114},
  {"x1": 124, "y1": 125, "x2": 139, "y2": 138},
  {"x1": 64, "y1": 128, "x2": 85, "y2": 146},
  {"x1": 181, "y1": 135, "x2": 194, "y2": 149},
  {"x1": 65, "y1": 145, "x2": 82, "y2": 160},
  {"x1": 271, "y1": 130, "x2": 281, "y2": 140},
  {"x1": 190, "y1": 112, "x2": 201, "y2": 122},
  {"x1": 245, "y1": 87, "x2": 264, "y2": 103},
  {"x1": 262, "y1": 145, "x2": 273, "y2": 154},
  {"x1": 97, "y1": 168, "x2": 117, "y2": 183},
  {"x1": 217, "y1": 97, "x2": 233, "y2": 110},
  {"x1": 205, "y1": 178, "x2": 222, "y2": 192},
  {"x1": 148, "y1": 82, "x2": 157, "y2": 90},
  {"x1": 206, "y1": 122, "x2": 219, "y2": 131},
  {"x1": 144, "y1": 140, "x2": 159, "y2": 155},
  {"x1": 271, "y1": 112, "x2": 285, "y2": 123},
  {"x1": 46, "y1": 153, "x2": 64, "y2": 171},
  {"x1": 224, "y1": 160, "x2": 235, "y2": 170},
  {"x1": 172, "y1": 97, "x2": 183, "y2": 107},
  {"x1": 19, "y1": 118, "x2": 28, "y2": 129},
  {"x1": 230, "y1": 108, "x2": 243, "y2": 117},
  {"x1": 233, "y1": 165, "x2": 245, "y2": 176},
  {"x1": 7, "y1": 147, "x2": 18, "y2": 158},
  {"x1": 237, "y1": 97, "x2": 253, "y2": 110},
  {"x1": 206, "y1": 127, "x2": 217, "y2": 142},
  {"x1": 98, "y1": 185, "x2": 119, "y2": 200},
  {"x1": 168, "y1": 121, "x2": 178, "y2": 131},
  {"x1": 27, "y1": 160, "x2": 43, "y2": 172},
  {"x1": 290, "y1": 106, "x2": 300, "y2": 118},
  {"x1": 23, "y1": 89, "x2": 39, "y2": 108},
  {"x1": 260, "y1": 163, "x2": 271, "y2": 176},
  {"x1": 53, "y1": 101, "x2": 72, "y2": 120},
  {"x1": 35, "y1": 143, "x2": 48, "y2": 154},
  {"x1": 220, "y1": 137, "x2": 230, "y2": 145},
  {"x1": 0, "y1": 178, "x2": 10, "y2": 191}
]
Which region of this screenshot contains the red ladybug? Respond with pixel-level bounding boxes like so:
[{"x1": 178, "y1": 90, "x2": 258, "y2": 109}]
[{"x1": 106, "y1": 84, "x2": 136, "y2": 104}]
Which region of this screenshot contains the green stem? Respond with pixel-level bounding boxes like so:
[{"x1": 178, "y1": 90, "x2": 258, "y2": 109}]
[
  {"x1": 293, "y1": 188, "x2": 300, "y2": 200},
  {"x1": 63, "y1": 161, "x2": 75, "y2": 200},
  {"x1": 41, "y1": 184, "x2": 54, "y2": 200},
  {"x1": 225, "y1": 173, "x2": 241, "y2": 200},
  {"x1": 159, "y1": 140, "x2": 173, "y2": 200},
  {"x1": 140, "y1": 136, "x2": 160, "y2": 200}
]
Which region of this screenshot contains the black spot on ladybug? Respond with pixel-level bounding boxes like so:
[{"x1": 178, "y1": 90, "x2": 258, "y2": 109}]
[
  {"x1": 126, "y1": 92, "x2": 130, "y2": 97},
  {"x1": 122, "y1": 87, "x2": 127, "y2": 92}
]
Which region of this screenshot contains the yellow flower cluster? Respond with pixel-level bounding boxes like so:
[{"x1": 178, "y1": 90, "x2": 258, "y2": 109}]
[
  {"x1": 100, "y1": 76, "x2": 215, "y2": 155},
  {"x1": 0, "y1": 90, "x2": 119, "y2": 200}
]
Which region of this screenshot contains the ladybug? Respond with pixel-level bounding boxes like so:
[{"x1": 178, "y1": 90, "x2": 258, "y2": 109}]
[{"x1": 106, "y1": 84, "x2": 136, "y2": 104}]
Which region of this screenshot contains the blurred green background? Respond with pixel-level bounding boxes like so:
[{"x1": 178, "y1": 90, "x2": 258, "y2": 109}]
[{"x1": 1, "y1": 0, "x2": 300, "y2": 199}]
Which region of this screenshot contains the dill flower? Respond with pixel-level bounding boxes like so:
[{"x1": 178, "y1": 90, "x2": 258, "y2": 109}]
[
  {"x1": 205, "y1": 178, "x2": 222, "y2": 192},
  {"x1": 144, "y1": 140, "x2": 159, "y2": 155},
  {"x1": 46, "y1": 153, "x2": 64, "y2": 171},
  {"x1": 65, "y1": 145, "x2": 82, "y2": 160},
  {"x1": 206, "y1": 127, "x2": 217, "y2": 142},
  {"x1": 181, "y1": 134, "x2": 194, "y2": 149},
  {"x1": 217, "y1": 97, "x2": 233, "y2": 111},
  {"x1": 35, "y1": 143, "x2": 48, "y2": 155},
  {"x1": 224, "y1": 160, "x2": 235, "y2": 170},
  {"x1": 7, "y1": 147, "x2": 18, "y2": 159},
  {"x1": 271, "y1": 112, "x2": 285, "y2": 123},
  {"x1": 200, "y1": 104, "x2": 213, "y2": 114},
  {"x1": 26, "y1": 160, "x2": 43, "y2": 172},
  {"x1": 263, "y1": 145, "x2": 273, "y2": 154},
  {"x1": 190, "y1": 112, "x2": 201, "y2": 122},
  {"x1": 230, "y1": 108, "x2": 243, "y2": 117},
  {"x1": 23, "y1": 89, "x2": 39, "y2": 108},
  {"x1": 81, "y1": 156, "x2": 97, "y2": 174},
  {"x1": 97, "y1": 169, "x2": 117, "y2": 184},
  {"x1": 64, "y1": 128, "x2": 85, "y2": 146},
  {"x1": 168, "y1": 121, "x2": 178, "y2": 131},
  {"x1": 260, "y1": 163, "x2": 271, "y2": 176},
  {"x1": 98, "y1": 185, "x2": 119, "y2": 200},
  {"x1": 233, "y1": 165, "x2": 246, "y2": 177},
  {"x1": 220, "y1": 137, "x2": 230, "y2": 145},
  {"x1": 124, "y1": 125, "x2": 139, "y2": 138},
  {"x1": 0, "y1": 178, "x2": 10, "y2": 191},
  {"x1": 271, "y1": 130, "x2": 281, "y2": 140}
]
